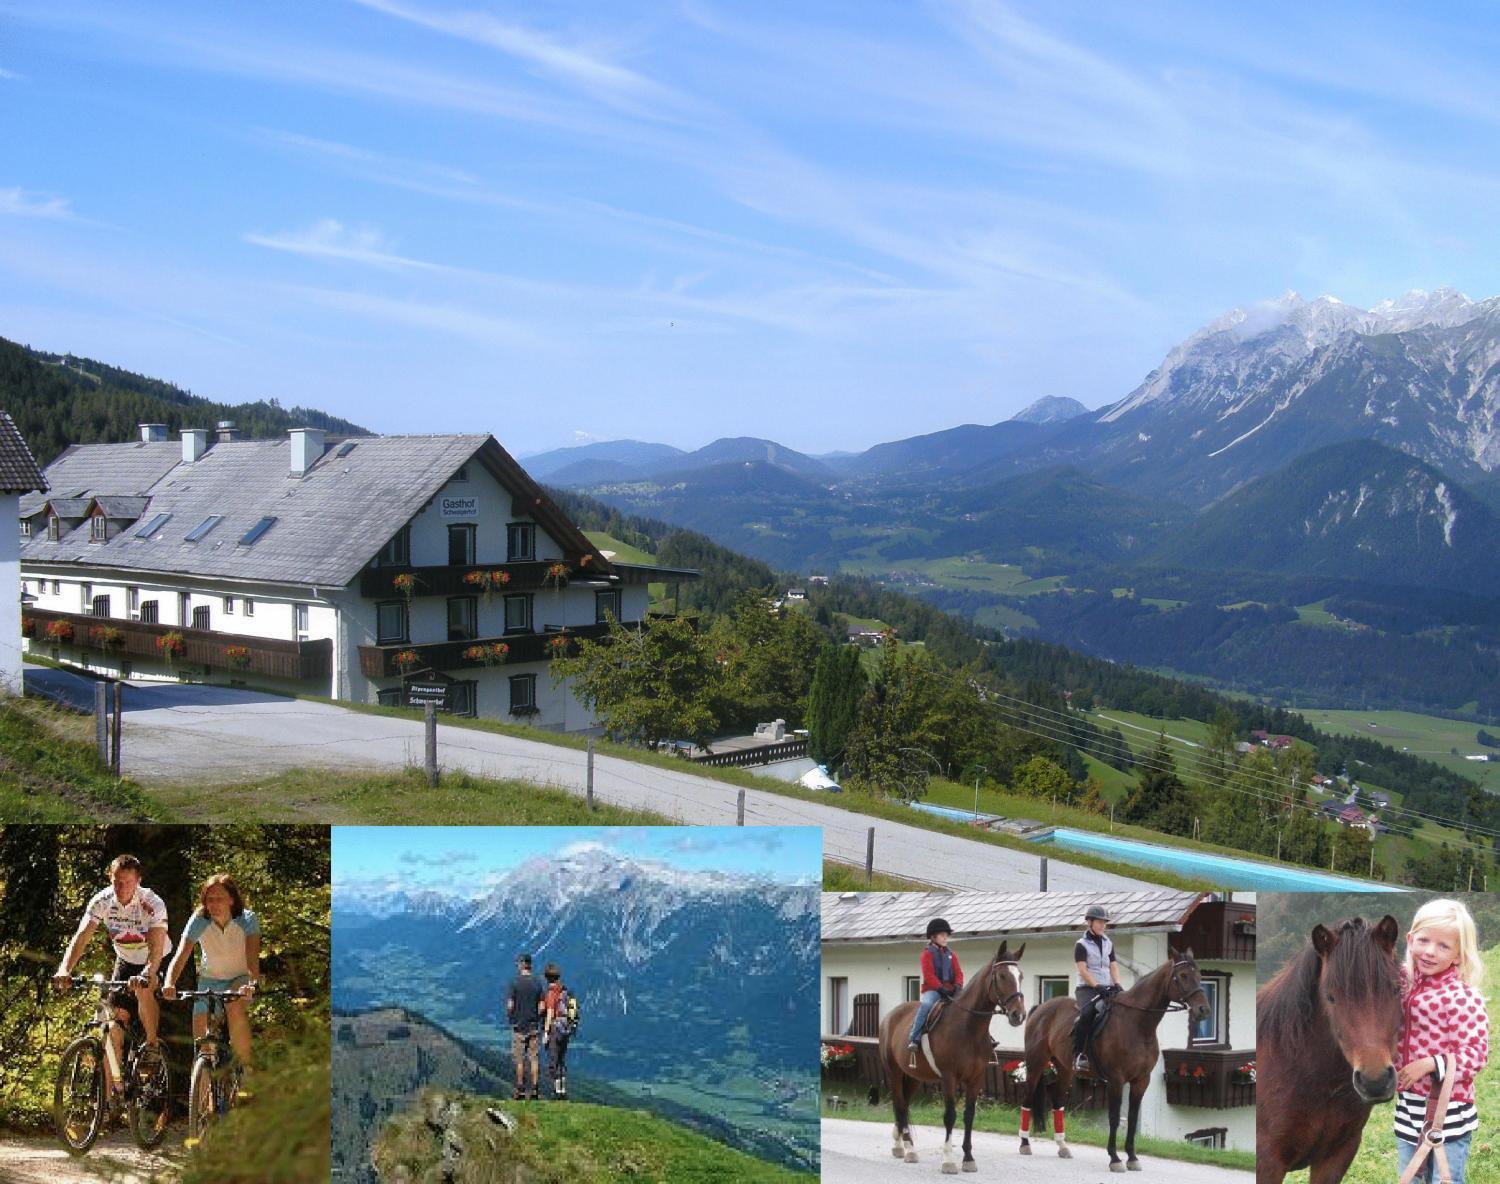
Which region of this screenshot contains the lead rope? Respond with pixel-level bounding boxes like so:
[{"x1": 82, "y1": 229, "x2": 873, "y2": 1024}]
[{"x1": 1398, "y1": 1062, "x2": 1456, "y2": 1184}]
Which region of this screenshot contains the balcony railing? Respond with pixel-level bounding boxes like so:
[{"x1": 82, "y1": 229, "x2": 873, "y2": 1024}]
[
  {"x1": 359, "y1": 560, "x2": 595, "y2": 600},
  {"x1": 1161, "y1": 1048, "x2": 1256, "y2": 1108},
  {"x1": 356, "y1": 622, "x2": 626, "y2": 679},
  {"x1": 1175, "y1": 901, "x2": 1256, "y2": 962},
  {"x1": 25, "y1": 608, "x2": 333, "y2": 681}
]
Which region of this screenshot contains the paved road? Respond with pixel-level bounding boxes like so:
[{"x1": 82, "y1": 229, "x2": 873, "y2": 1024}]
[
  {"x1": 25, "y1": 669, "x2": 1156, "y2": 892},
  {"x1": 0, "y1": 1131, "x2": 181, "y2": 1183},
  {"x1": 820, "y1": 1119, "x2": 1252, "y2": 1183}
]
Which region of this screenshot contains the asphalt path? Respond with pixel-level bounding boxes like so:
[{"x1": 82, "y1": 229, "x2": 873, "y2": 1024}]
[
  {"x1": 0, "y1": 1130, "x2": 181, "y2": 1183},
  {"x1": 819, "y1": 1119, "x2": 1253, "y2": 1183},
  {"x1": 25, "y1": 669, "x2": 1156, "y2": 892}
]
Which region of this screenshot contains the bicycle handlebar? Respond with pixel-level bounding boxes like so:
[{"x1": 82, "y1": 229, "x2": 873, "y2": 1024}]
[
  {"x1": 67, "y1": 975, "x2": 134, "y2": 990},
  {"x1": 171, "y1": 989, "x2": 250, "y2": 1001}
]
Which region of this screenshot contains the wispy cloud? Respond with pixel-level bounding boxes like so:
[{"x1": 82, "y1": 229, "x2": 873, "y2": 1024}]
[
  {"x1": 0, "y1": 186, "x2": 74, "y2": 219},
  {"x1": 398, "y1": 849, "x2": 478, "y2": 867},
  {"x1": 348, "y1": 0, "x2": 683, "y2": 117},
  {"x1": 0, "y1": 67, "x2": 25, "y2": 81},
  {"x1": 287, "y1": 285, "x2": 544, "y2": 348},
  {"x1": 243, "y1": 219, "x2": 440, "y2": 271}
]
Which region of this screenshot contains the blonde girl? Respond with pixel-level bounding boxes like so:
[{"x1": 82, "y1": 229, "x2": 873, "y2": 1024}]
[{"x1": 1395, "y1": 898, "x2": 1489, "y2": 1183}]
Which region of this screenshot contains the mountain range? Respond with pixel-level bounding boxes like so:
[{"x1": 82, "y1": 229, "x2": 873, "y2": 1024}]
[{"x1": 332, "y1": 846, "x2": 820, "y2": 1172}]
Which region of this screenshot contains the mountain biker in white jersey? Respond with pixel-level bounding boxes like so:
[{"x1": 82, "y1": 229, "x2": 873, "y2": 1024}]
[{"x1": 52, "y1": 854, "x2": 172, "y2": 1103}]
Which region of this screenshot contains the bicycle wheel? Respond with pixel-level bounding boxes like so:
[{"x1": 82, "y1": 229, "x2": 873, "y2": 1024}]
[
  {"x1": 52, "y1": 1034, "x2": 106, "y2": 1155},
  {"x1": 186, "y1": 1054, "x2": 215, "y2": 1144},
  {"x1": 128, "y1": 1042, "x2": 172, "y2": 1150}
]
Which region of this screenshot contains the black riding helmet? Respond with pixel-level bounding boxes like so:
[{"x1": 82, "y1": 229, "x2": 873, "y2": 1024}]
[{"x1": 926, "y1": 918, "x2": 952, "y2": 939}]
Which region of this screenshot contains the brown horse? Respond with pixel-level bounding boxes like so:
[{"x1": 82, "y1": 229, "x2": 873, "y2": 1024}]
[
  {"x1": 1020, "y1": 951, "x2": 1211, "y2": 1172},
  {"x1": 877, "y1": 942, "x2": 1027, "y2": 1173},
  {"x1": 1256, "y1": 915, "x2": 1401, "y2": 1184}
]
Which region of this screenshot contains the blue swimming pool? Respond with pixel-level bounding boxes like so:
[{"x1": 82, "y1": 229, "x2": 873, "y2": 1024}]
[
  {"x1": 1031, "y1": 827, "x2": 1404, "y2": 892},
  {"x1": 909, "y1": 801, "x2": 1004, "y2": 826}
]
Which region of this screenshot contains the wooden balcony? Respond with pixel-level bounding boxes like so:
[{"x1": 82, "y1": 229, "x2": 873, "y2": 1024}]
[
  {"x1": 356, "y1": 622, "x2": 623, "y2": 679},
  {"x1": 1175, "y1": 901, "x2": 1256, "y2": 962},
  {"x1": 25, "y1": 608, "x2": 332, "y2": 682},
  {"x1": 358, "y1": 560, "x2": 593, "y2": 600},
  {"x1": 1161, "y1": 1048, "x2": 1256, "y2": 1108}
]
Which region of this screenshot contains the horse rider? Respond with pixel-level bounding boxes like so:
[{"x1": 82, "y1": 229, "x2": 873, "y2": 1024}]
[
  {"x1": 1073, "y1": 904, "x2": 1122, "y2": 1073},
  {"x1": 907, "y1": 917, "x2": 964, "y2": 1067}
]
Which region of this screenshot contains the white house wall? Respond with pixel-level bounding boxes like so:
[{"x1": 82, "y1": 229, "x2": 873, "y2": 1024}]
[
  {"x1": 821, "y1": 929, "x2": 1254, "y2": 1151},
  {"x1": 405, "y1": 473, "x2": 564, "y2": 567},
  {"x1": 0, "y1": 498, "x2": 22, "y2": 694}
]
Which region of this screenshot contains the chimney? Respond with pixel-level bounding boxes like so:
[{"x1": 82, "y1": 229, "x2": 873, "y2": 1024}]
[
  {"x1": 182, "y1": 428, "x2": 209, "y2": 463},
  {"x1": 216, "y1": 419, "x2": 241, "y2": 443},
  {"x1": 139, "y1": 423, "x2": 168, "y2": 443},
  {"x1": 289, "y1": 427, "x2": 326, "y2": 477}
]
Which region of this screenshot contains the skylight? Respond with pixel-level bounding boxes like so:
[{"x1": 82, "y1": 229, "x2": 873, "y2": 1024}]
[
  {"x1": 135, "y1": 512, "x2": 172, "y2": 539},
  {"x1": 239, "y1": 516, "x2": 277, "y2": 546},
  {"x1": 336, "y1": 441, "x2": 357, "y2": 458},
  {"x1": 184, "y1": 515, "x2": 223, "y2": 542}
]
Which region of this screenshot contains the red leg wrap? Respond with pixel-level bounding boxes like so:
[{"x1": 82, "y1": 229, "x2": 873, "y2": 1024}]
[
  {"x1": 1019, "y1": 1108, "x2": 1031, "y2": 1134},
  {"x1": 1053, "y1": 1108, "x2": 1066, "y2": 1135}
]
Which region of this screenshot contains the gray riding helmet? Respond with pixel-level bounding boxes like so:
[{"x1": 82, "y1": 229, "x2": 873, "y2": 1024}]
[{"x1": 1084, "y1": 905, "x2": 1112, "y2": 923}]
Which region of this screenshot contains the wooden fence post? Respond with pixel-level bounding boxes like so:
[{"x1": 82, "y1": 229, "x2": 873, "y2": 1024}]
[
  {"x1": 865, "y1": 827, "x2": 875, "y2": 885},
  {"x1": 737, "y1": 788, "x2": 745, "y2": 826},
  {"x1": 586, "y1": 740, "x2": 595, "y2": 810},
  {"x1": 111, "y1": 682, "x2": 122, "y2": 776},
  {"x1": 95, "y1": 681, "x2": 108, "y2": 765},
  {"x1": 424, "y1": 702, "x2": 438, "y2": 787}
]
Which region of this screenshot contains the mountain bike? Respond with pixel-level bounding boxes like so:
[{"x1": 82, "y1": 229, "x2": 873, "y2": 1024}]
[
  {"x1": 177, "y1": 987, "x2": 247, "y2": 1143},
  {"x1": 53, "y1": 975, "x2": 172, "y2": 1155}
]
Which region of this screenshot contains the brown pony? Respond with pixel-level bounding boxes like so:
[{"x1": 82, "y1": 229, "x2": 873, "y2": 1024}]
[
  {"x1": 876, "y1": 942, "x2": 1027, "y2": 1174},
  {"x1": 1256, "y1": 915, "x2": 1401, "y2": 1184},
  {"x1": 1020, "y1": 952, "x2": 1211, "y2": 1172}
]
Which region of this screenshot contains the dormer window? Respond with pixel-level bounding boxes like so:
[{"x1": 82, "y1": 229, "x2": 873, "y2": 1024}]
[
  {"x1": 19, "y1": 519, "x2": 31, "y2": 538},
  {"x1": 47, "y1": 516, "x2": 59, "y2": 542},
  {"x1": 90, "y1": 515, "x2": 108, "y2": 543}
]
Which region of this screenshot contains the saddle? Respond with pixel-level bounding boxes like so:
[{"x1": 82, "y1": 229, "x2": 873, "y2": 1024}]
[
  {"x1": 1072, "y1": 995, "x2": 1114, "y2": 1063},
  {"x1": 919, "y1": 999, "x2": 950, "y2": 1038}
]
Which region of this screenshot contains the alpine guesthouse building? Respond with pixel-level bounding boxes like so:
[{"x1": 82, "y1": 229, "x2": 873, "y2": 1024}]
[{"x1": 19, "y1": 424, "x2": 695, "y2": 728}]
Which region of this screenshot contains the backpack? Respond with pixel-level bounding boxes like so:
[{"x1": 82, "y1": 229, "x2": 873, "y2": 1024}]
[{"x1": 553, "y1": 987, "x2": 579, "y2": 1037}]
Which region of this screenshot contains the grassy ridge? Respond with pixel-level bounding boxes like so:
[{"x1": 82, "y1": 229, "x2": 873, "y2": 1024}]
[{"x1": 375, "y1": 1093, "x2": 815, "y2": 1183}]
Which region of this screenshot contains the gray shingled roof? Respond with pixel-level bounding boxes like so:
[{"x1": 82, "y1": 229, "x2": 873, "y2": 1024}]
[
  {"x1": 0, "y1": 412, "x2": 46, "y2": 494},
  {"x1": 20, "y1": 434, "x2": 504, "y2": 587},
  {"x1": 42, "y1": 497, "x2": 93, "y2": 518},
  {"x1": 94, "y1": 496, "x2": 152, "y2": 519},
  {"x1": 820, "y1": 889, "x2": 1206, "y2": 943},
  {"x1": 19, "y1": 442, "x2": 181, "y2": 516}
]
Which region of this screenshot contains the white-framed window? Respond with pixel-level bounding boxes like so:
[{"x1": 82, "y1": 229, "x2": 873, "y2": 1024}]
[
  {"x1": 508, "y1": 673, "x2": 537, "y2": 716},
  {"x1": 20, "y1": 518, "x2": 31, "y2": 538},
  {"x1": 52, "y1": 579, "x2": 61, "y2": 595},
  {"x1": 90, "y1": 515, "x2": 108, "y2": 543},
  {"x1": 375, "y1": 525, "x2": 410, "y2": 568},
  {"x1": 295, "y1": 604, "x2": 310, "y2": 642},
  {"x1": 447, "y1": 523, "x2": 476, "y2": 566},
  {"x1": 595, "y1": 589, "x2": 621, "y2": 624},
  {"x1": 449, "y1": 679, "x2": 478, "y2": 718},
  {"x1": 506, "y1": 522, "x2": 535, "y2": 562},
  {"x1": 178, "y1": 591, "x2": 190, "y2": 625},
  {"x1": 223, "y1": 596, "x2": 235, "y2": 615},
  {"x1": 127, "y1": 587, "x2": 139, "y2": 618},
  {"x1": 376, "y1": 601, "x2": 407, "y2": 645},
  {"x1": 447, "y1": 597, "x2": 477, "y2": 642},
  {"x1": 80, "y1": 583, "x2": 91, "y2": 607},
  {"x1": 503, "y1": 594, "x2": 533, "y2": 634},
  {"x1": 829, "y1": 977, "x2": 849, "y2": 1036},
  {"x1": 1038, "y1": 976, "x2": 1070, "y2": 1005},
  {"x1": 243, "y1": 598, "x2": 254, "y2": 618},
  {"x1": 1189, "y1": 975, "x2": 1227, "y2": 1046},
  {"x1": 47, "y1": 516, "x2": 59, "y2": 542},
  {"x1": 904, "y1": 976, "x2": 920, "y2": 1003},
  {"x1": 1184, "y1": 1128, "x2": 1227, "y2": 1150}
]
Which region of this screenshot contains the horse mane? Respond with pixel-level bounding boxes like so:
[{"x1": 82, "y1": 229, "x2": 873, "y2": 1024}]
[
  {"x1": 1122, "y1": 957, "x2": 1173, "y2": 1007},
  {"x1": 1259, "y1": 916, "x2": 1394, "y2": 1043}
]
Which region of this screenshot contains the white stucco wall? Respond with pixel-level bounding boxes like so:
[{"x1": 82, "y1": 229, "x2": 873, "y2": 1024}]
[{"x1": 0, "y1": 495, "x2": 22, "y2": 694}]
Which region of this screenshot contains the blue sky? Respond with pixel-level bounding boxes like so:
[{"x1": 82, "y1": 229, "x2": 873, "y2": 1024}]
[
  {"x1": 4, "y1": 2, "x2": 1499, "y2": 454},
  {"x1": 333, "y1": 825, "x2": 821, "y2": 889}
]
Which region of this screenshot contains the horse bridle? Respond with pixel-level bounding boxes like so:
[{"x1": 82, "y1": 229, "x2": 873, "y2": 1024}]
[
  {"x1": 1110, "y1": 960, "x2": 1208, "y2": 1015},
  {"x1": 946, "y1": 959, "x2": 1026, "y2": 1018}
]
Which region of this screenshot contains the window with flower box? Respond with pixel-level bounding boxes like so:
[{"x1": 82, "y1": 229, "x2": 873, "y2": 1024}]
[
  {"x1": 503, "y1": 594, "x2": 533, "y2": 634},
  {"x1": 377, "y1": 601, "x2": 408, "y2": 645},
  {"x1": 1189, "y1": 975, "x2": 1226, "y2": 1047}
]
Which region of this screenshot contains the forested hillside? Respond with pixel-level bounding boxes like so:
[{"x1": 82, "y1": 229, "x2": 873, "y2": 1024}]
[{"x1": 0, "y1": 338, "x2": 371, "y2": 464}]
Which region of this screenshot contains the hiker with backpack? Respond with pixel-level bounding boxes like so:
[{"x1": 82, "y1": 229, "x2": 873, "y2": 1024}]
[
  {"x1": 506, "y1": 952, "x2": 545, "y2": 1100},
  {"x1": 542, "y1": 962, "x2": 578, "y2": 1100},
  {"x1": 906, "y1": 917, "x2": 963, "y2": 1068}
]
